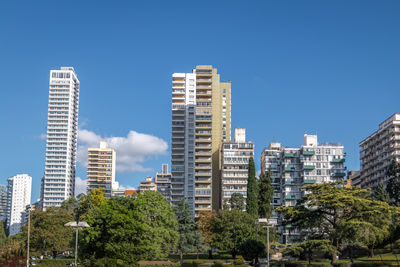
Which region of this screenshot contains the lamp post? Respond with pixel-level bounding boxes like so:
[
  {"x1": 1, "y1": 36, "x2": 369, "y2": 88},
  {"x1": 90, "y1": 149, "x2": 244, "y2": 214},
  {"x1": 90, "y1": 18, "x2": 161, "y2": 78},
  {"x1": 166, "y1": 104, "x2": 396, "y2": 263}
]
[
  {"x1": 26, "y1": 206, "x2": 31, "y2": 267},
  {"x1": 256, "y1": 218, "x2": 277, "y2": 267},
  {"x1": 65, "y1": 221, "x2": 90, "y2": 266}
]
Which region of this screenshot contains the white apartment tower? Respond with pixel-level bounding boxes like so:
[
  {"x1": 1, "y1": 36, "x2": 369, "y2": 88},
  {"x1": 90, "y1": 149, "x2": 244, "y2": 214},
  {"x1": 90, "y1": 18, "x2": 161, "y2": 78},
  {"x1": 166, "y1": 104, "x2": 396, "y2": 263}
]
[
  {"x1": 261, "y1": 135, "x2": 346, "y2": 243},
  {"x1": 360, "y1": 113, "x2": 400, "y2": 189},
  {"x1": 6, "y1": 174, "x2": 32, "y2": 236},
  {"x1": 221, "y1": 129, "x2": 254, "y2": 209},
  {"x1": 41, "y1": 67, "x2": 80, "y2": 208},
  {"x1": 87, "y1": 141, "x2": 117, "y2": 198},
  {"x1": 171, "y1": 65, "x2": 231, "y2": 216}
]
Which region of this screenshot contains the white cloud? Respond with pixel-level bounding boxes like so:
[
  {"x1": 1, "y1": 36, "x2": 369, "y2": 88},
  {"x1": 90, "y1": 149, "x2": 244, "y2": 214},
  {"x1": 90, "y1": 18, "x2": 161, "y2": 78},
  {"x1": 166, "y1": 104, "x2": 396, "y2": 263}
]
[
  {"x1": 118, "y1": 184, "x2": 137, "y2": 191},
  {"x1": 75, "y1": 177, "x2": 87, "y2": 196},
  {"x1": 77, "y1": 129, "x2": 168, "y2": 173}
]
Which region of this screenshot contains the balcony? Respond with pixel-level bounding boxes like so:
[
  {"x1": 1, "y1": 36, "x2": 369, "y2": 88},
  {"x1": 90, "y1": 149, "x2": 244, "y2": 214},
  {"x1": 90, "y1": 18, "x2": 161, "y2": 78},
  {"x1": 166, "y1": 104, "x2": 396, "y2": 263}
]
[
  {"x1": 304, "y1": 179, "x2": 316, "y2": 184},
  {"x1": 332, "y1": 158, "x2": 345, "y2": 163},
  {"x1": 285, "y1": 195, "x2": 296, "y2": 200},
  {"x1": 285, "y1": 153, "x2": 295, "y2": 157},
  {"x1": 285, "y1": 167, "x2": 295, "y2": 172},
  {"x1": 333, "y1": 172, "x2": 346, "y2": 178},
  {"x1": 303, "y1": 165, "x2": 315, "y2": 170},
  {"x1": 303, "y1": 150, "x2": 315, "y2": 156}
]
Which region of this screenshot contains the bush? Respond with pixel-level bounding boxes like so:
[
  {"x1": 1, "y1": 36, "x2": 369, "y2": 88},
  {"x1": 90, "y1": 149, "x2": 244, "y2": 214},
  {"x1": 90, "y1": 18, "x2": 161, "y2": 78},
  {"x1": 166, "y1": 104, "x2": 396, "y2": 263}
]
[{"x1": 240, "y1": 239, "x2": 265, "y2": 262}]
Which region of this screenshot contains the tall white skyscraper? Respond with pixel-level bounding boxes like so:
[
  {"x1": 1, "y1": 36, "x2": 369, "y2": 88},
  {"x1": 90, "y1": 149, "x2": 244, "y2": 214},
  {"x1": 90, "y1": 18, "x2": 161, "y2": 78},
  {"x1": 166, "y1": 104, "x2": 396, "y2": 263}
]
[
  {"x1": 41, "y1": 67, "x2": 80, "y2": 208},
  {"x1": 6, "y1": 174, "x2": 32, "y2": 236}
]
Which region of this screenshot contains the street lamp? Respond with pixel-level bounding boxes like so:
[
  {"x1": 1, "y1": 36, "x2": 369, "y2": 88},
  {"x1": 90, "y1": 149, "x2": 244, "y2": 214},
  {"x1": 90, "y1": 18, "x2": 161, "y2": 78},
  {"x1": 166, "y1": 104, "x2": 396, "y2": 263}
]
[
  {"x1": 256, "y1": 218, "x2": 277, "y2": 267},
  {"x1": 26, "y1": 206, "x2": 32, "y2": 267},
  {"x1": 65, "y1": 221, "x2": 90, "y2": 266}
]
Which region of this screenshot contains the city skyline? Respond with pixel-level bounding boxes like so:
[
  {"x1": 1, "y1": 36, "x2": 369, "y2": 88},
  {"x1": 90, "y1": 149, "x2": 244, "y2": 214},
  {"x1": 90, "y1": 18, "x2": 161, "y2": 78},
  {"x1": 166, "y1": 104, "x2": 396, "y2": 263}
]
[{"x1": 1, "y1": 1, "x2": 400, "y2": 201}]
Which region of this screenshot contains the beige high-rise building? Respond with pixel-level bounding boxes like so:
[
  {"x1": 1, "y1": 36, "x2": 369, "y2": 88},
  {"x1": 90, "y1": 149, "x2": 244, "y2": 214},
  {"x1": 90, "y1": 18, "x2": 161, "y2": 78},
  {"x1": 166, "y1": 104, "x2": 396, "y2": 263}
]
[
  {"x1": 171, "y1": 65, "x2": 231, "y2": 216},
  {"x1": 87, "y1": 141, "x2": 116, "y2": 197}
]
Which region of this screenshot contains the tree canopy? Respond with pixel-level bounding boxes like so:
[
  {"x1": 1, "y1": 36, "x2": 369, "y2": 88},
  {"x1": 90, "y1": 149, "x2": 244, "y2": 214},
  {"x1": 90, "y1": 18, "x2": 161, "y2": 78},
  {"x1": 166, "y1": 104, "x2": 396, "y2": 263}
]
[
  {"x1": 258, "y1": 171, "x2": 273, "y2": 218},
  {"x1": 277, "y1": 182, "x2": 399, "y2": 263},
  {"x1": 246, "y1": 157, "x2": 258, "y2": 217},
  {"x1": 386, "y1": 159, "x2": 400, "y2": 206},
  {"x1": 79, "y1": 191, "x2": 178, "y2": 264},
  {"x1": 229, "y1": 193, "x2": 245, "y2": 211},
  {"x1": 211, "y1": 209, "x2": 257, "y2": 259}
]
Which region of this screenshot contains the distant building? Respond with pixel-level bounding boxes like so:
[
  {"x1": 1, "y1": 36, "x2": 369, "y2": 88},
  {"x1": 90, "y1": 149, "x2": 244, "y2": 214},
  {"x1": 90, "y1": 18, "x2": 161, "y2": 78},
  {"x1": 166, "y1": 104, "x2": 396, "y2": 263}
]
[
  {"x1": 0, "y1": 185, "x2": 7, "y2": 221},
  {"x1": 111, "y1": 188, "x2": 125, "y2": 197},
  {"x1": 41, "y1": 67, "x2": 80, "y2": 208},
  {"x1": 360, "y1": 113, "x2": 400, "y2": 189},
  {"x1": 346, "y1": 170, "x2": 361, "y2": 188},
  {"x1": 139, "y1": 177, "x2": 157, "y2": 192},
  {"x1": 261, "y1": 135, "x2": 346, "y2": 244},
  {"x1": 125, "y1": 190, "x2": 139, "y2": 197},
  {"x1": 87, "y1": 141, "x2": 117, "y2": 198},
  {"x1": 6, "y1": 174, "x2": 32, "y2": 236},
  {"x1": 221, "y1": 129, "x2": 254, "y2": 210},
  {"x1": 156, "y1": 164, "x2": 172, "y2": 201}
]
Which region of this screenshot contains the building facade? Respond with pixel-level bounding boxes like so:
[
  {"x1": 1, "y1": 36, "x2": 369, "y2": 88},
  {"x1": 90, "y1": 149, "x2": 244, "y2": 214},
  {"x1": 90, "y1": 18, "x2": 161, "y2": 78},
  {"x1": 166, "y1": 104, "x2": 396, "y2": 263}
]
[
  {"x1": 87, "y1": 141, "x2": 117, "y2": 197},
  {"x1": 360, "y1": 113, "x2": 400, "y2": 189},
  {"x1": 261, "y1": 135, "x2": 346, "y2": 243},
  {"x1": 221, "y1": 128, "x2": 254, "y2": 209},
  {"x1": 171, "y1": 65, "x2": 231, "y2": 216},
  {"x1": 156, "y1": 164, "x2": 172, "y2": 201},
  {"x1": 6, "y1": 174, "x2": 32, "y2": 236},
  {"x1": 0, "y1": 185, "x2": 7, "y2": 221},
  {"x1": 41, "y1": 67, "x2": 80, "y2": 208},
  {"x1": 139, "y1": 177, "x2": 157, "y2": 192}
]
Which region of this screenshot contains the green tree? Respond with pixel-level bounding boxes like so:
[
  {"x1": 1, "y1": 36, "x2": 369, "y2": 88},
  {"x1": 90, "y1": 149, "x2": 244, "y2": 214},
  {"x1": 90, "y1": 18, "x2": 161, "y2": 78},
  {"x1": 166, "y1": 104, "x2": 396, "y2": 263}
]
[
  {"x1": 373, "y1": 181, "x2": 390, "y2": 203},
  {"x1": 22, "y1": 207, "x2": 74, "y2": 258},
  {"x1": 0, "y1": 220, "x2": 6, "y2": 246},
  {"x1": 80, "y1": 191, "x2": 178, "y2": 264},
  {"x1": 387, "y1": 159, "x2": 400, "y2": 205},
  {"x1": 284, "y1": 240, "x2": 336, "y2": 265},
  {"x1": 277, "y1": 182, "x2": 398, "y2": 264},
  {"x1": 258, "y1": 171, "x2": 273, "y2": 218},
  {"x1": 230, "y1": 193, "x2": 245, "y2": 211},
  {"x1": 76, "y1": 188, "x2": 105, "y2": 221},
  {"x1": 246, "y1": 157, "x2": 258, "y2": 217},
  {"x1": 239, "y1": 239, "x2": 265, "y2": 263},
  {"x1": 211, "y1": 209, "x2": 257, "y2": 259},
  {"x1": 175, "y1": 199, "x2": 201, "y2": 265}
]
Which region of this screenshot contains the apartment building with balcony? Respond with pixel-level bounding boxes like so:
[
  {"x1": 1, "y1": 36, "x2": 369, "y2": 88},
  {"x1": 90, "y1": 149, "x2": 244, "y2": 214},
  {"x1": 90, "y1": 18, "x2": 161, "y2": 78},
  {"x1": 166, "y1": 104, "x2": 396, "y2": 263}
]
[
  {"x1": 171, "y1": 65, "x2": 231, "y2": 216},
  {"x1": 221, "y1": 128, "x2": 254, "y2": 209},
  {"x1": 6, "y1": 174, "x2": 32, "y2": 236},
  {"x1": 41, "y1": 67, "x2": 80, "y2": 208},
  {"x1": 87, "y1": 141, "x2": 117, "y2": 198},
  {"x1": 360, "y1": 113, "x2": 400, "y2": 189},
  {"x1": 156, "y1": 164, "x2": 172, "y2": 201},
  {"x1": 139, "y1": 177, "x2": 157, "y2": 192},
  {"x1": 261, "y1": 134, "x2": 346, "y2": 243}
]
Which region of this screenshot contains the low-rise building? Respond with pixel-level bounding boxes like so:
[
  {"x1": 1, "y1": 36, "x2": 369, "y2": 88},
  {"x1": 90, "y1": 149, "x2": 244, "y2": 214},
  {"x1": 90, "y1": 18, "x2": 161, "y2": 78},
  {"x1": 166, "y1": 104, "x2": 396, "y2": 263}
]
[
  {"x1": 139, "y1": 177, "x2": 157, "y2": 192},
  {"x1": 155, "y1": 164, "x2": 171, "y2": 201}
]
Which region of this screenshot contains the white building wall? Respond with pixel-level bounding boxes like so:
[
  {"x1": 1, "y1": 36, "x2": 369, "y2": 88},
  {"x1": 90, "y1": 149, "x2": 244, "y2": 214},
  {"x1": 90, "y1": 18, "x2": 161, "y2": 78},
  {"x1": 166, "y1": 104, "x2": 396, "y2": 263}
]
[
  {"x1": 6, "y1": 174, "x2": 32, "y2": 236},
  {"x1": 41, "y1": 67, "x2": 79, "y2": 208}
]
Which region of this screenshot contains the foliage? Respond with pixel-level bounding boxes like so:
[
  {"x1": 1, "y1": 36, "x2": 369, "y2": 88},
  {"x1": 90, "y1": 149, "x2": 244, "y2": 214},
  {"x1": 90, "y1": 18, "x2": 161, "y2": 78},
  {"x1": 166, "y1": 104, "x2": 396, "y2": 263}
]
[
  {"x1": 79, "y1": 191, "x2": 178, "y2": 264},
  {"x1": 258, "y1": 171, "x2": 274, "y2": 218},
  {"x1": 175, "y1": 199, "x2": 203, "y2": 263},
  {"x1": 277, "y1": 182, "x2": 399, "y2": 263},
  {"x1": 0, "y1": 220, "x2": 6, "y2": 246},
  {"x1": 239, "y1": 239, "x2": 265, "y2": 262},
  {"x1": 211, "y1": 209, "x2": 257, "y2": 259},
  {"x1": 197, "y1": 210, "x2": 216, "y2": 259},
  {"x1": 229, "y1": 193, "x2": 245, "y2": 211},
  {"x1": 76, "y1": 188, "x2": 105, "y2": 221},
  {"x1": 22, "y1": 207, "x2": 74, "y2": 258},
  {"x1": 246, "y1": 157, "x2": 258, "y2": 217},
  {"x1": 373, "y1": 181, "x2": 390, "y2": 203},
  {"x1": 387, "y1": 159, "x2": 400, "y2": 206},
  {"x1": 284, "y1": 240, "x2": 336, "y2": 264}
]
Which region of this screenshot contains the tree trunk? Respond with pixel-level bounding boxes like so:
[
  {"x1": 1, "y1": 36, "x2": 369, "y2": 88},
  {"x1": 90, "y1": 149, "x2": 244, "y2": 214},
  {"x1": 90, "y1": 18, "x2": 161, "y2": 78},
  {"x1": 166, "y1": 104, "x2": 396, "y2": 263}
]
[
  {"x1": 179, "y1": 250, "x2": 183, "y2": 266},
  {"x1": 208, "y1": 249, "x2": 213, "y2": 259},
  {"x1": 52, "y1": 250, "x2": 57, "y2": 259},
  {"x1": 369, "y1": 247, "x2": 374, "y2": 258},
  {"x1": 350, "y1": 246, "x2": 354, "y2": 263},
  {"x1": 332, "y1": 252, "x2": 337, "y2": 265},
  {"x1": 232, "y1": 250, "x2": 236, "y2": 259}
]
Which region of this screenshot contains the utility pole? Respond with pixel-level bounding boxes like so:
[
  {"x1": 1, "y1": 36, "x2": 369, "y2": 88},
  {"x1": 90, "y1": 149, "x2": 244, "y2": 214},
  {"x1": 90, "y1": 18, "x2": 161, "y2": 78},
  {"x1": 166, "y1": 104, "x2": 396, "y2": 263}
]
[{"x1": 26, "y1": 207, "x2": 31, "y2": 267}]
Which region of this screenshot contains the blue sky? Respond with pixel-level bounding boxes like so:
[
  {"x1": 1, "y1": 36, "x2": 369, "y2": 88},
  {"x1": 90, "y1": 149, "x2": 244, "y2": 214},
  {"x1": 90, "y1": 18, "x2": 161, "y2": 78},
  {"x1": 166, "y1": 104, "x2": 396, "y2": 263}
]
[{"x1": 0, "y1": 0, "x2": 399, "y2": 201}]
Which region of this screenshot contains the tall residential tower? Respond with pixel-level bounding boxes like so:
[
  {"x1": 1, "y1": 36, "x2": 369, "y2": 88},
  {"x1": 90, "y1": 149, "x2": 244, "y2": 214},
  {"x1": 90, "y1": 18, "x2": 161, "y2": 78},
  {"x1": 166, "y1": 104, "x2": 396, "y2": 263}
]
[
  {"x1": 41, "y1": 67, "x2": 80, "y2": 208},
  {"x1": 171, "y1": 65, "x2": 231, "y2": 215}
]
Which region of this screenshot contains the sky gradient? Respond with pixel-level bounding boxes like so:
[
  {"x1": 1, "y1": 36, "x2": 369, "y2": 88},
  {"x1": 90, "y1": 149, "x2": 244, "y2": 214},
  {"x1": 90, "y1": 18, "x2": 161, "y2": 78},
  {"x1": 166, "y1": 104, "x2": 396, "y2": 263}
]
[{"x1": 1, "y1": 0, "x2": 399, "y2": 201}]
